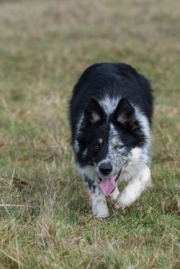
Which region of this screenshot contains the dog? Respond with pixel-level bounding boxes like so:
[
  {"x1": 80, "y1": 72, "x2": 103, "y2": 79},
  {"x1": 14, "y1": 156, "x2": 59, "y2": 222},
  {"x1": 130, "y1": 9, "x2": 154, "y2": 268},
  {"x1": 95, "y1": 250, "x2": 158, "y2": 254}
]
[{"x1": 69, "y1": 63, "x2": 153, "y2": 218}]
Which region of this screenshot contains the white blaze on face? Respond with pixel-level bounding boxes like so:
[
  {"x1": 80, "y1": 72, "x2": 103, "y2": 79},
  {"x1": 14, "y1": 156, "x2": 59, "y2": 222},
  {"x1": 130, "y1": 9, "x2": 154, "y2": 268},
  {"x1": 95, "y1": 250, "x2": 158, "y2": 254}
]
[
  {"x1": 108, "y1": 124, "x2": 123, "y2": 158},
  {"x1": 98, "y1": 124, "x2": 125, "y2": 196}
]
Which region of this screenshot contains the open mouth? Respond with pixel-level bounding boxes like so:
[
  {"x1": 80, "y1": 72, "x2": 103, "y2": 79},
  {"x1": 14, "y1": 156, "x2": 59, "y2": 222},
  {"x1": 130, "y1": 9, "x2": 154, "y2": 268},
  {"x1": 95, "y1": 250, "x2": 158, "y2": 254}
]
[{"x1": 99, "y1": 171, "x2": 121, "y2": 196}]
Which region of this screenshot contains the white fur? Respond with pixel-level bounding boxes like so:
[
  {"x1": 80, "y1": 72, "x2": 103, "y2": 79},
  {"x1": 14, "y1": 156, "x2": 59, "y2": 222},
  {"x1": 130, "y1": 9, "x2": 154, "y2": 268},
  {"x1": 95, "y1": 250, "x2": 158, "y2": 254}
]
[
  {"x1": 120, "y1": 147, "x2": 145, "y2": 182},
  {"x1": 73, "y1": 140, "x2": 80, "y2": 153},
  {"x1": 73, "y1": 115, "x2": 84, "y2": 153},
  {"x1": 78, "y1": 165, "x2": 99, "y2": 183},
  {"x1": 134, "y1": 106, "x2": 151, "y2": 152},
  {"x1": 100, "y1": 96, "x2": 119, "y2": 115},
  {"x1": 115, "y1": 165, "x2": 151, "y2": 209},
  {"x1": 91, "y1": 192, "x2": 109, "y2": 218}
]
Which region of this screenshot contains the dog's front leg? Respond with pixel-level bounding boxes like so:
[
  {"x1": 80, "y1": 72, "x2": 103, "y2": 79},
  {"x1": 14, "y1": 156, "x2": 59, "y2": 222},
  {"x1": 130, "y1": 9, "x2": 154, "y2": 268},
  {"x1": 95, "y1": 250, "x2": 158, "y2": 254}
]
[
  {"x1": 83, "y1": 176, "x2": 109, "y2": 218},
  {"x1": 115, "y1": 165, "x2": 151, "y2": 209},
  {"x1": 91, "y1": 191, "x2": 109, "y2": 218}
]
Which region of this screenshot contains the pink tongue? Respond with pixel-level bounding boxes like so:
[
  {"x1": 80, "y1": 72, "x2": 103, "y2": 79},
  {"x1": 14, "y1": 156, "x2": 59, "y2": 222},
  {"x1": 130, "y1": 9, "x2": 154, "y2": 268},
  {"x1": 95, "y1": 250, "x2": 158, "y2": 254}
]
[{"x1": 99, "y1": 176, "x2": 116, "y2": 196}]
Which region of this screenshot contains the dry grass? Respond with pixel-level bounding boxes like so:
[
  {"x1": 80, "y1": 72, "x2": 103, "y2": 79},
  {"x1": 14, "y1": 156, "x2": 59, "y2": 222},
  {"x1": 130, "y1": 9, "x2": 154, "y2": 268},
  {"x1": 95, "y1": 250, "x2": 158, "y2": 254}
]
[{"x1": 0, "y1": 0, "x2": 180, "y2": 268}]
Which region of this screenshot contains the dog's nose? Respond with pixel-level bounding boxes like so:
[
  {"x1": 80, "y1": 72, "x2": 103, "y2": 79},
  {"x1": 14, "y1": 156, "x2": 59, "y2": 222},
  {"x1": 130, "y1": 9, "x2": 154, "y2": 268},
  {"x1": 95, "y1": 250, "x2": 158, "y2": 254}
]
[{"x1": 99, "y1": 162, "x2": 112, "y2": 176}]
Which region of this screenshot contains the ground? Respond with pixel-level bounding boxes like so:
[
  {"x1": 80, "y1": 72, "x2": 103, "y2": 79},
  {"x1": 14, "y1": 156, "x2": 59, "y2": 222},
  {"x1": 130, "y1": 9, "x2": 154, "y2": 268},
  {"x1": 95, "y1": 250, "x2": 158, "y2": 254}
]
[{"x1": 0, "y1": 0, "x2": 180, "y2": 268}]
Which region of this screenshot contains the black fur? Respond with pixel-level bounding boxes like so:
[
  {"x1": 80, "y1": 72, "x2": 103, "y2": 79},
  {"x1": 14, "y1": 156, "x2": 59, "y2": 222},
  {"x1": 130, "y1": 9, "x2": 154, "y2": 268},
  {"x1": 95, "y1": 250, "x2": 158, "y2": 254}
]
[{"x1": 69, "y1": 63, "x2": 153, "y2": 168}]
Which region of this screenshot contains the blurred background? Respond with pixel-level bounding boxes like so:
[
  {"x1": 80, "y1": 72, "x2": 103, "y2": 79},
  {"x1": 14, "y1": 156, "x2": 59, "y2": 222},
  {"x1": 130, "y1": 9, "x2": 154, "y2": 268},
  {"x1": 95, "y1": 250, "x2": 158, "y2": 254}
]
[
  {"x1": 0, "y1": 0, "x2": 179, "y2": 172},
  {"x1": 0, "y1": 0, "x2": 179, "y2": 268}
]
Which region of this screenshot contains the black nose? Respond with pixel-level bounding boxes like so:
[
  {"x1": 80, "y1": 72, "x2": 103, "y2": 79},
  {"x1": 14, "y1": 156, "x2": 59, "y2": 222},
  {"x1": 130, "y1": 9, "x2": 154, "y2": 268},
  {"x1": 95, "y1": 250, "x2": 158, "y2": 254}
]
[{"x1": 99, "y1": 162, "x2": 112, "y2": 176}]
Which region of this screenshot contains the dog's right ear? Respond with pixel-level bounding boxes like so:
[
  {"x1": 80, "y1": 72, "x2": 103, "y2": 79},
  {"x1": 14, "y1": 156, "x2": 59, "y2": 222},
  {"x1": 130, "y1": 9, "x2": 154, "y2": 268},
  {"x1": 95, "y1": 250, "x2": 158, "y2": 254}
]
[{"x1": 80, "y1": 98, "x2": 106, "y2": 130}]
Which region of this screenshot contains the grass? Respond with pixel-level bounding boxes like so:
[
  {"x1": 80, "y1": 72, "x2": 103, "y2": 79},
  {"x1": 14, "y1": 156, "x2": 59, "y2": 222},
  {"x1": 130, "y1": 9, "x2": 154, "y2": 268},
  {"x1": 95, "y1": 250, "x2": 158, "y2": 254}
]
[{"x1": 0, "y1": 0, "x2": 180, "y2": 268}]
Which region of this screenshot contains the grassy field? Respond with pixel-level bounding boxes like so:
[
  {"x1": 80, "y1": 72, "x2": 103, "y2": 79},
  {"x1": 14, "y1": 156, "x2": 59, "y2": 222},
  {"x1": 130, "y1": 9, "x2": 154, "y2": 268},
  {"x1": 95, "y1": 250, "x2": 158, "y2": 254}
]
[{"x1": 0, "y1": 0, "x2": 180, "y2": 268}]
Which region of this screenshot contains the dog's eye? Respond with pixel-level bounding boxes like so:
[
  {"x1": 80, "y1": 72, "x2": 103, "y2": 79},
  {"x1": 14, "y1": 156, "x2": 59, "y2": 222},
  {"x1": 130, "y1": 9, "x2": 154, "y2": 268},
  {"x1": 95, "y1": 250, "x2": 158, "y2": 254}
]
[
  {"x1": 115, "y1": 144, "x2": 124, "y2": 150},
  {"x1": 94, "y1": 145, "x2": 99, "y2": 150}
]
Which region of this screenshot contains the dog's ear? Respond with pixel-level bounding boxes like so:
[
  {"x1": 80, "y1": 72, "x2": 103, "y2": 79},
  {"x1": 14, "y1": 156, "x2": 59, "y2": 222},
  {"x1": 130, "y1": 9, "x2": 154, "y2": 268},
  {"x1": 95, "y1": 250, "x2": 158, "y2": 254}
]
[
  {"x1": 114, "y1": 98, "x2": 135, "y2": 126},
  {"x1": 80, "y1": 98, "x2": 105, "y2": 130}
]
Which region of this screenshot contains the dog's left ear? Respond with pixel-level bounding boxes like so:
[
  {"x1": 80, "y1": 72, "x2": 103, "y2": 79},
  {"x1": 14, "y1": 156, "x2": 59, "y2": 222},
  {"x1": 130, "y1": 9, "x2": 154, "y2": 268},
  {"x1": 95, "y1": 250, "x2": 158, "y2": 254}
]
[{"x1": 114, "y1": 98, "x2": 135, "y2": 125}]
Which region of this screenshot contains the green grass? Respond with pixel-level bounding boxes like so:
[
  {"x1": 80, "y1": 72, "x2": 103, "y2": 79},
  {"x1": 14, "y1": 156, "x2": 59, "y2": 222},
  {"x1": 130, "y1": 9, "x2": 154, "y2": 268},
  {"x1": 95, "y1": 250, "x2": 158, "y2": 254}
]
[{"x1": 0, "y1": 0, "x2": 180, "y2": 268}]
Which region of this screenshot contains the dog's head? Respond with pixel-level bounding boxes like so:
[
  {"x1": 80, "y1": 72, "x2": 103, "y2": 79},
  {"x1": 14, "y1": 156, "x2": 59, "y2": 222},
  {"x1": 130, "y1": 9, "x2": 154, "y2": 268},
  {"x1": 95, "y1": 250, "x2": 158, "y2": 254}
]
[{"x1": 74, "y1": 97, "x2": 148, "y2": 195}]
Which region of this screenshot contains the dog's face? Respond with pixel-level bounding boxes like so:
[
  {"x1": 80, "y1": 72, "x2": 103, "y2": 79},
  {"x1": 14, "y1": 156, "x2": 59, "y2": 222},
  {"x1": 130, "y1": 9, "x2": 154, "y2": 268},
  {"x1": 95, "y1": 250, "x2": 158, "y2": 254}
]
[{"x1": 75, "y1": 98, "x2": 146, "y2": 190}]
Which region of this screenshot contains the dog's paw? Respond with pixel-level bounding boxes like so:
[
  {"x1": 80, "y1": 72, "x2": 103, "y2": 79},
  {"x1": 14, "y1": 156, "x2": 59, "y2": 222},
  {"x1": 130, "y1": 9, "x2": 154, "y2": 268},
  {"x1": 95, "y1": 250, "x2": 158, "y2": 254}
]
[
  {"x1": 94, "y1": 211, "x2": 109, "y2": 218},
  {"x1": 92, "y1": 196, "x2": 109, "y2": 218},
  {"x1": 92, "y1": 204, "x2": 109, "y2": 218},
  {"x1": 115, "y1": 194, "x2": 130, "y2": 210},
  {"x1": 115, "y1": 201, "x2": 127, "y2": 210}
]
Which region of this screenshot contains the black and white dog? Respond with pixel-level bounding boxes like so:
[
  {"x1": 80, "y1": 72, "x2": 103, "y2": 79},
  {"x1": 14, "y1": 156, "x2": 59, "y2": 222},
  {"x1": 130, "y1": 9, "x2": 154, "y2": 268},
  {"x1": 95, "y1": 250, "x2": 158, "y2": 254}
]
[{"x1": 69, "y1": 63, "x2": 153, "y2": 218}]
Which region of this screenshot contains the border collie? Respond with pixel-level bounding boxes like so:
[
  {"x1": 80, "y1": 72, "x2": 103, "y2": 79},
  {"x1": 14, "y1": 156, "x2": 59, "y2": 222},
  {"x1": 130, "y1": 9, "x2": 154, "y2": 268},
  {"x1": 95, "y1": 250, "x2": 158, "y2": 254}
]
[{"x1": 69, "y1": 63, "x2": 153, "y2": 218}]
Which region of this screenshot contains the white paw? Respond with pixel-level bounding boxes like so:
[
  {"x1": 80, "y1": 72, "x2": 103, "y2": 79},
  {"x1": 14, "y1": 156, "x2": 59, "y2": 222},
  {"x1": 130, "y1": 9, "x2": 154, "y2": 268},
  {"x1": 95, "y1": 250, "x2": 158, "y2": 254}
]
[
  {"x1": 115, "y1": 195, "x2": 130, "y2": 210},
  {"x1": 92, "y1": 204, "x2": 109, "y2": 218},
  {"x1": 115, "y1": 201, "x2": 127, "y2": 210},
  {"x1": 94, "y1": 210, "x2": 109, "y2": 218}
]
